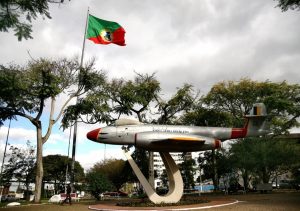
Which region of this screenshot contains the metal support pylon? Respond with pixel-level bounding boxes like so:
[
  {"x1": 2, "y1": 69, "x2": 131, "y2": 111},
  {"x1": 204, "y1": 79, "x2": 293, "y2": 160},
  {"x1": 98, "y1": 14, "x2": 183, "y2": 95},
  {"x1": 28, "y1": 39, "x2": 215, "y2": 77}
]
[{"x1": 123, "y1": 148, "x2": 183, "y2": 204}]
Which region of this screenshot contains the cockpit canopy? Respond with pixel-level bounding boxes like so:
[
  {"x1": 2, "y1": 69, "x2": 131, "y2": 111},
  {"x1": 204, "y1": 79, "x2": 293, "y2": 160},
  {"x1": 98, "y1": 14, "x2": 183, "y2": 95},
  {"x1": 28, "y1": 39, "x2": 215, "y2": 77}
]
[{"x1": 115, "y1": 118, "x2": 143, "y2": 126}]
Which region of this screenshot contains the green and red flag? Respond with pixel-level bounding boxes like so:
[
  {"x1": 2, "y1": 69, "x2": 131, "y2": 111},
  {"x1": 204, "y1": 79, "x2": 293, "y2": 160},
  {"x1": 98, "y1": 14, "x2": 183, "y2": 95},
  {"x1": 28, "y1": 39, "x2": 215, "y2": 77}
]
[{"x1": 86, "y1": 14, "x2": 126, "y2": 46}]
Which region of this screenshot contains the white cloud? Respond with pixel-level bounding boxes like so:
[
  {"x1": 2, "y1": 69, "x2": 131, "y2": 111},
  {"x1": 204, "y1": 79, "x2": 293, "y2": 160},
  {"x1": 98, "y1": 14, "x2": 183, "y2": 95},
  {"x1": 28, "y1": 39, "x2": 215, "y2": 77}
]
[
  {"x1": 0, "y1": 127, "x2": 36, "y2": 143},
  {"x1": 75, "y1": 147, "x2": 126, "y2": 171}
]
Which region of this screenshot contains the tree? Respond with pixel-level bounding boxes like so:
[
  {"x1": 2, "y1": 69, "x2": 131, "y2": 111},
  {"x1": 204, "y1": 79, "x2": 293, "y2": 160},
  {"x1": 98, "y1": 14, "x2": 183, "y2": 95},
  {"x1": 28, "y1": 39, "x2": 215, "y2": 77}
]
[
  {"x1": 85, "y1": 171, "x2": 113, "y2": 200},
  {"x1": 62, "y1": 72, "x2": 160, "y2": 126},
  {"x1": 0, "y1": 0, "x2": 68, "y2": 41},
  {"x1": 155, "y1": 84, "x2": 198, "y2": 124},
  {"x1": 129, "y1": 149, "x2": 150, "y2": 181},
  {"x1": 180, "y1": 104, "x2": 233, "y2": 127},
  {"x1": 276, "y1": 0, "x2": 300, "y2": 11},
  {"x1": 179, "y1": 153, "x2": 196, "y2": 189},
  {"x1": 200, "y1": 79, "x2": 300, "y2": 188},
  {"x1": 90, "y1": 159, "x2": 126, "y2": 191},
  {"x1": 229, "y1": 139, "x2": 258, "y2": 189},
  {"x1": 108, "y1": 73, "x2": 160, "y2": 122},
  {"x1": 230, "y1": 138, "x2": 300, "y2": 186},
  {"x1": 198, "y1": 149, "x2": 231, "y2": 190},
  {"x1": 204, "y1": 79, "x2": 300, "y2": 135},
  {"x1": 0, "y1": 58, "x2": 106, "y2": 202},
  {"x1": 1, "y1": 141, "x2": 36, "y2": 200},
  {"x1": 180, "y1": 97, "x2": 234, "y2": 191},
  {"x1": 43, "y1": 154, "x2": 84, "y2": 193},
  {"x1": 159, "y1": 169, "x2": 168, "y2": 188}
]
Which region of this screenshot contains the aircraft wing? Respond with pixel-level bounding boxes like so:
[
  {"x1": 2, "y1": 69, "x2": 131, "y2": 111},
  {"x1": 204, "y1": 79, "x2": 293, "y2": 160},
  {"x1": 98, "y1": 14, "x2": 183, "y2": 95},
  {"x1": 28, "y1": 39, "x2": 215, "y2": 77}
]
[
  {"x1": 152, "y1": 134, "x2": 206, "y2": 144},
  {"x1": 135, "y1": 132, "x2": 221, "y2": 152},
  {"x1": 135, "y1": 132, "x2": 220, "y2": 151}
]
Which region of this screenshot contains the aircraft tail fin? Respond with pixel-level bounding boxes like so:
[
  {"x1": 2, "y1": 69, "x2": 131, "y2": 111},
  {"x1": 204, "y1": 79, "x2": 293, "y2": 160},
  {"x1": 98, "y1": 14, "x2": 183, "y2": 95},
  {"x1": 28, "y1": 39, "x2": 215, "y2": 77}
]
[{"x1": 245, "y1": 103, "x2": 269, "y2": 136}]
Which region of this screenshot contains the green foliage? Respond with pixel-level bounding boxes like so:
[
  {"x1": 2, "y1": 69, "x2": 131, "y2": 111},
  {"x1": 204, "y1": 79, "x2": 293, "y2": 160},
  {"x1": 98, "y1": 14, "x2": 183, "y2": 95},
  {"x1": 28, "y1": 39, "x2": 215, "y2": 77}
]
[
  {"x1": 276, "y1": 0, "x2": 300, "y2": 11},
  {"x1": 230, "y1": 138, "x2": 300, "y2": 185},
  {"x1": 85, "y1": 171, "x2": 113, "y2": 200},
  {"x1": 0, "y1": 58, "x2": 105, "y2": 126},
  {"x1": 61, "y1": 66, "x2": 108, "y2": 128},
  {"x1": 62, "y1": 72, "x2": 158, "y2": 127},
  {"x1": 108, "y1": 72, "x2": 160, "y2": 122},
  {"x1": 204, "y1": 79, "x2": 300, "y2": 135},
  {"x1": 116, "y1": 198, "x2": 209, "y2": 207},
  {"x1": 90, "y1": 159, "x2": 126, "y2": 190},
  {"x1": 129, "y1": 149, "x2": 149, "y2": 180},
  {"x1": 0, "y1": 58, "x2": 78, "y2": 124},
  {"x1": 198, "y1": 150, "x2": 231, "y2": 188},
  {"x1": 118, "y1": 149, "x2": 150, "y2": 186},
  {"x1": 1, "y1": 141, "x2": 36, "y2": 200},
  {"x1": 156, "y1": 84, "x2": 198, "y2": 124},
  {"x1": 0, "y1": 57, "x2": 104, "y2": 202},
  {"x1": 180, "y1": 105, "x2": 233, "y2": 127},
  {"x1": 179, "y1": 153, "x2": 196, "y2": 189},
  {"x1": 43, "y1": 154, "x2": 84, "y2": 184},
  {"x1": 159, "y1": 169, "x2": 168, "y2": 187},
  {"x1": 0, "y1": 0, "x2": 66, "y2": 40}
]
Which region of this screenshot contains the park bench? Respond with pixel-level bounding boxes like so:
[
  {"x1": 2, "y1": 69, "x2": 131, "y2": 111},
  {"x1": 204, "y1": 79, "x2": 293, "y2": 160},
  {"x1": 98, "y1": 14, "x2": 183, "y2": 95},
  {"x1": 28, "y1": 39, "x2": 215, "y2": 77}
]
[
  {"x1": 256, "y1": 183, "x2": 272, "y2": 193},
  {"x1": 60, "y1": 193, "x2": 80, "y2": 202}
]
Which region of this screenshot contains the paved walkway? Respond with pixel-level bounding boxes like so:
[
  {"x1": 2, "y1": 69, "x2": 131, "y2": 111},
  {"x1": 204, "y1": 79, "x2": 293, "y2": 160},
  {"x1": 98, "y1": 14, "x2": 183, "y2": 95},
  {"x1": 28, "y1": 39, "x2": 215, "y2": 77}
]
[{"x1": 88, "y1": 197, "x2": 239, "y2": 211}]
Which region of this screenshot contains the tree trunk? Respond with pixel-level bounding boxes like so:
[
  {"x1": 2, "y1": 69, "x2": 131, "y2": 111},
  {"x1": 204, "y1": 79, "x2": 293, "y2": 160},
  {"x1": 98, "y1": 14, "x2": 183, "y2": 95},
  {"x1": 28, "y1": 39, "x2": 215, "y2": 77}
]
[
  {"x1": 26, "y1": 182, "x2": 30, "y2": 201},
  {"x1": 212, "y1": 149, "x2": 219, "y2": 190},
  {"x1": 34, "y1": 124, "x2": 43, "y2": 203},
  {"x1": 262, "y1": 167, "x2": 270, "y2": 184},
  {"x1": 148, "y1": 151, "x2": 154, "y2": 189},
  {"x1": 242, "y1": 169, "x2": 249, "y2": 189}
]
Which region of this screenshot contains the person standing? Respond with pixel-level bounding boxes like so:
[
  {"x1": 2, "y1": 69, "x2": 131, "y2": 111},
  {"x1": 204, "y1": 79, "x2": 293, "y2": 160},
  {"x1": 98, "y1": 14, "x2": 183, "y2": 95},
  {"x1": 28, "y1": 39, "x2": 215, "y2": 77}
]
[{"x1": 61, "y1": 184, "x2": 72, "y2": 205}]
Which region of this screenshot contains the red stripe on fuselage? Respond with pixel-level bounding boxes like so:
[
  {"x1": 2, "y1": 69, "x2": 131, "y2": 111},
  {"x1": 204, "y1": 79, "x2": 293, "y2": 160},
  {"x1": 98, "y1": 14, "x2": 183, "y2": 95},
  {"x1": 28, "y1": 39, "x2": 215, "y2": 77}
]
[
  {"x1": 230, "y1": 128, "x2": 247, "y2": 139},
  {"x1": 230, "y1": 119, "x2": 249, "y2": 139},
  {"x1": 214, "y1": 140, "x2": 221, "y2": 149}
]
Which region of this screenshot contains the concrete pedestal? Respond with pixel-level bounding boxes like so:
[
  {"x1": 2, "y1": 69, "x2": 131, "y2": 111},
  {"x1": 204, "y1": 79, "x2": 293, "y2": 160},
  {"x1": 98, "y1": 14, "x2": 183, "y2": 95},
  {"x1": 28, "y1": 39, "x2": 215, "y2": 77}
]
[{"x1": 123, "y1": 150, "x2": 183, "y2": 204}]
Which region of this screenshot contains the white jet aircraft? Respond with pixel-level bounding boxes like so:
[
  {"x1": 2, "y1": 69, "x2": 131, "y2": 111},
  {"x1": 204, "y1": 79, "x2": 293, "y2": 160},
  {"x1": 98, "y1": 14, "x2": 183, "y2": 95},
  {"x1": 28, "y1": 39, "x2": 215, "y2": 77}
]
[{"x1": 87, "y1": 103, "x2": 269, "y2": 152}]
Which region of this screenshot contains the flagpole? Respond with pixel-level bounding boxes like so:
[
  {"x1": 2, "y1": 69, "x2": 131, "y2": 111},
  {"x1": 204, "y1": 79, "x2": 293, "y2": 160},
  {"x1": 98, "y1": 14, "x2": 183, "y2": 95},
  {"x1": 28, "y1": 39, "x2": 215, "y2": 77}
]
[
  {"x1": 0, "y1": 118, "x2": 11, "y2": 202},
  {"x1": 80, "y1": 7, "x2": 89, "y2": 66},
  {"x1": 70, "y1": 7, "x2": 89, "y2": 192}
]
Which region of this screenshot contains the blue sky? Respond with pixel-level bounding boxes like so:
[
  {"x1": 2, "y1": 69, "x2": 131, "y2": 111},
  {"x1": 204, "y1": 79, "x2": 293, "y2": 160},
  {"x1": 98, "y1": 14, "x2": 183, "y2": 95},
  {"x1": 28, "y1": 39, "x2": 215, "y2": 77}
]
[{"x1": 1, "y1": 0, "x2": 300, "y2": 170}]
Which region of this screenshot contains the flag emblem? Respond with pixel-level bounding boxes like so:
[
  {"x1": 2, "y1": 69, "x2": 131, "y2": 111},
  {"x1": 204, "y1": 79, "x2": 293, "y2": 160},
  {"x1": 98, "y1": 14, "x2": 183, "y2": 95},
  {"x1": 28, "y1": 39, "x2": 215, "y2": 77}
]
[
  {"x1": 100, "y1": 30, "x2": 112, "y2": 42},
  {"x1": 86, "y1": 14, "x2": 126, "y2": 46}
]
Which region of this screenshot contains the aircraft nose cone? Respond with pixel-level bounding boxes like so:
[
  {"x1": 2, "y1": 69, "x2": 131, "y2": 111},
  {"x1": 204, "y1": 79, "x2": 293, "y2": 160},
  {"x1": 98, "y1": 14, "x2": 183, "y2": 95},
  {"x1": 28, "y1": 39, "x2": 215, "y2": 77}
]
[{"x1": 87, "y1": 128, "x2": 101, "y2": 141}]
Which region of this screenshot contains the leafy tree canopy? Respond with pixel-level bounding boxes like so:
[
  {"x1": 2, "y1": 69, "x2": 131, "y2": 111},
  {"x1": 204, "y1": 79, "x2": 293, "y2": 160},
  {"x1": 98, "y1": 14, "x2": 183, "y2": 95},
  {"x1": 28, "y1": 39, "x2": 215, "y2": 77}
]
[
  {"x1": 1, "y1": 140, "x2": 35, "y2": 185},
  {"x1": 198, "y1": 149, "x2": 231, "y2": 187},
  {"x1": 43, "y1": 154, "x2": 84, "y2": 184},
  {"x1": 179, "y1": 153, "x2": 196, "y2": 189},
  {"x1": 109, "y1": 72, "x2": 161, "y2": 122},
  {"x1": 230, "y1": 137, "x2": 300, "y2": 184},
  {"x1": 0, "y1": 57, "x2": 106, "y2": 202},
  {"x1": 276, "y1": 0, "x2": 300, "y2": 11},
  {"x1": 155, "y1": 84, "x2": 198, "y2": 124},
  {"x1": 85, "y1": 171, "x2": 113, "y2": 200},
  {"x1": 0, "y1": 0, "x2": 67, "y2": 40},
  {"x1": 62, "y1": 72, "x2": 159, "y2": 127},
  {"x1": 90, "y1": 159, "x2": 126, "y2": 191},
  {"x1": 1, "y1": 141, "x2": 35, "y2": 200},
  {"x1": 204, "y1": 79, "x2": 300, "y2": 134}
]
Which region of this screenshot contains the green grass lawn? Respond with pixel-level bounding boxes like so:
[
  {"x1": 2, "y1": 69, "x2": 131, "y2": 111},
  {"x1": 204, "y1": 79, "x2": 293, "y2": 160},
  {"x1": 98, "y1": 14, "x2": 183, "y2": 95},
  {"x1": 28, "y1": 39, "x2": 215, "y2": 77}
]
[{"x1": 1, "y1": 192, "x2": 299, "y2": 211}]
